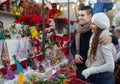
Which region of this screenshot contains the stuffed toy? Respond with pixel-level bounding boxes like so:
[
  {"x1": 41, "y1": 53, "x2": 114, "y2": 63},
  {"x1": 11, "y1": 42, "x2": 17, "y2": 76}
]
[
  {"x1": 13, "y1": 55, "x2": 24, "y2": 74},
  {"x1": 30, "y1": 26, "x2": 39, "y2": 40}
]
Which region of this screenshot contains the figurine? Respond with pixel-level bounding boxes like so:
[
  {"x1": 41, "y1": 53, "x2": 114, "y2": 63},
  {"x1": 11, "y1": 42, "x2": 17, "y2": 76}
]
[
  {"x1": 1, "y1": 40, "x2": 15, "y2": 80},
  {"x1": 13, "y1": 55, "x2": 24, "y2": 74},
  {"x1": 32, "y1": 58, "x2": 39, "y2": 70},
  {"x1": 2, "y1": 59, "x2": 15, "y2": 80},
  {"x1": 26, "y1": 50, "x2": 33, "y2": 69},
  {"x1": 39, "y1": 65, "x2": 45, "y2": 73},
  {"x1": 18, "y1": 72, "x2": 24, "y2": 84}
]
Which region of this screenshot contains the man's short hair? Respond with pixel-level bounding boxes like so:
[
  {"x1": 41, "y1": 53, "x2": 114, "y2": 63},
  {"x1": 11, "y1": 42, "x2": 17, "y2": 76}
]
[{"x1": 79, "y1": 6, "x2": 93, "y2": 15}]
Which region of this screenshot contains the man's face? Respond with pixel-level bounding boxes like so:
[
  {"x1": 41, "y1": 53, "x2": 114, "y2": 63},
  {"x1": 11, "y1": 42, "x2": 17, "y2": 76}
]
[{"x1": 78, "y1": 10, "x2": 92, "y2": 25}]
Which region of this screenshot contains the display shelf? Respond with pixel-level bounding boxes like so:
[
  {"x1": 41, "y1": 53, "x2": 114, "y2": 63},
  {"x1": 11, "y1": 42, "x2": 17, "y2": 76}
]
[{"x1": 0, "y1": 11, "x2": 20, "y2": 17}]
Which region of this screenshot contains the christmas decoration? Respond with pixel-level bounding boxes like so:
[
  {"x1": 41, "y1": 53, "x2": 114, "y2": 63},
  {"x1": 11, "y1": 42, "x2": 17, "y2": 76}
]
[
  {"x1": 14, "y1": 15, "x2": 50, "y2": 30},
  {"x1": 13, "y1": 55, "x2": 24, "y2": 74},
  {"x1": 2, "y1": 59, "x2": 15, "y2": 80},
  {"x1": 30, "y1": 26, "x2": 39, "y2": 39},
  {"x1": 18, "y1": 72, "x2": 24, "y2": 84},
  {"x1": 1, "y1": 40, "x2": 15, "y2": 80},
  {"x1": 0, "y1": 0, "x2": 10, "y2": 11},
  {"x1": 26, "y1": 50, "x2": 33, "y2": 68},
  {"x1": 39, "y1": 64, "x2": 45, "y2": 73}
]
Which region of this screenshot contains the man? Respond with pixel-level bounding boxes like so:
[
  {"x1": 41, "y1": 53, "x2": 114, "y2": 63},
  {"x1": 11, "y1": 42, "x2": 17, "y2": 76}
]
[{"x1": 70, "y1": 6, "x2": 118, "y2": 80}]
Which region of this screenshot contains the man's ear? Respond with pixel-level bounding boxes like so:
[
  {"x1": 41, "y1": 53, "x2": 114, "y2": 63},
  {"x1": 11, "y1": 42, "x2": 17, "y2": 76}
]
[
  {"x1": 89, "y1": 14, "x2": 92, "y2": 18},
  {"x1": 88, "y1": 14, "x2": 92, "y2": 21}
]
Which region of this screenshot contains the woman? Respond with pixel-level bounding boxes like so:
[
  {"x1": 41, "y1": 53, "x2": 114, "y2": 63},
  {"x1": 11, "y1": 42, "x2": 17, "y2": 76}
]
[{"x1": 82, "y1": 13, "x2": 116, "y2": 84}]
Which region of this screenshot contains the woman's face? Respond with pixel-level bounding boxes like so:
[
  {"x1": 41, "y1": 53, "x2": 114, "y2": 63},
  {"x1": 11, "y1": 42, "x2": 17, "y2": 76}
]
[{"x1": 90, "y1": 22, "x2": 97, "y2": 33}]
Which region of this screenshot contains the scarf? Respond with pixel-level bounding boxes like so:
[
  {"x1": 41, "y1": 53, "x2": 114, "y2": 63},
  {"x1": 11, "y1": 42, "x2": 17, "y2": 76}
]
[{"x1": 75, "y1": 22, "x2": 91, "y2": 54}]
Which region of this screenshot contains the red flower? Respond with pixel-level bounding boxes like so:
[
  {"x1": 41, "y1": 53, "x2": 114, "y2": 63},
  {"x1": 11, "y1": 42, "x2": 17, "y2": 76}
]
[
  {"x1": 21, "y1": 1, "x2": 41, "y2": 16},
  {"x1": 49, "y1": 8, "x2": 61, "y2": 18},
  {"x1": 0, "y1": 0, "x2": 10, "y2": 10},
  {"x1": 51, "y1": 3, "x2": 57, "y2": 8},
  {"x1": 4, "y1": 0, "x2": 10, "y2": 7},
  {"x1": 70, "y1": 21, "x2": 74, "y2": 25},
  {"x1": 14, "y1": 15, "x2": 50, "y2": 29},
  {"x1": 55, "y1": 18, "x2": 74, "y2": 26}
]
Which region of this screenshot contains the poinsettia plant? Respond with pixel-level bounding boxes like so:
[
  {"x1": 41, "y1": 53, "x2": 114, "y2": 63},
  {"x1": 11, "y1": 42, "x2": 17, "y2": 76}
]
[
  {"x1": 14, "y1": 15, "x2": 51, "y2": 30},
  {"x1": 49, "y1": 8, "x2": 63, "y2": 18},
  {"x1": 45, "y1": 2, "x2": 63, "y2": 19},
  {"x1": 21, "y1": 0, "x2": 42, "y2": 16},
  {"x1": 54, "y1": 18, "x2": 74, "y2": 26}
]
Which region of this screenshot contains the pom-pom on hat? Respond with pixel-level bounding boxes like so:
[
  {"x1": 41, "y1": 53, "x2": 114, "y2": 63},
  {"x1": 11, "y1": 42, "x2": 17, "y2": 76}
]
[{"x1": 91, "y1": 13, "x2": 110, "y2": 29}]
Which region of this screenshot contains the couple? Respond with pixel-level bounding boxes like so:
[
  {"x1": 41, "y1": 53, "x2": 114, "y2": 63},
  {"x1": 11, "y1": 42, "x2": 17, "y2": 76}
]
[{"x1": 70, "y1": 6, "x2": 117, "y2": 84}]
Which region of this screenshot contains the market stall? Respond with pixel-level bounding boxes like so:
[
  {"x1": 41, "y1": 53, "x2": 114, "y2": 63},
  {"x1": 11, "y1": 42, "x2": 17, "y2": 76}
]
[{"x1": 0, "y1": 0, "x2": 120, "y2": 84}]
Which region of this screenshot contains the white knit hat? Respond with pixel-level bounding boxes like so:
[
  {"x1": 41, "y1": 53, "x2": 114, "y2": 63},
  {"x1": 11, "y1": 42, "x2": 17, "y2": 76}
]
[{"x1": 91, "y1": 13, "x2": 110, "y2": 29}]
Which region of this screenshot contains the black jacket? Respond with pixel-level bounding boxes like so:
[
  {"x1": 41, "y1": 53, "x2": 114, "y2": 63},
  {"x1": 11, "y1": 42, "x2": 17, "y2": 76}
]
[
  {"x1": 70, "y1": 30, "x2": 92, "y2": 62},
  {"x1": 70, "y1": 30, "x2": 118, "y2": 63}
]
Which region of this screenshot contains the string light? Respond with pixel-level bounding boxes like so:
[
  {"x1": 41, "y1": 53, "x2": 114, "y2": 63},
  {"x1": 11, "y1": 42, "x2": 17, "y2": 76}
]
[
  {"x1": 72, "y1": 4, "x2": 75, "y2": 9},
  {"x1": 34, "y1": 0, "x2": 39, "y2": 2},
  {"x1": 57, "y1": 4, "x2": 60, "y2": 9},
  {"x1": 50, "y1": 0, "x2": 53, "y2": 3},
  {"x1": 64, "y1": 6, "x2": 67, "y2": 10},
  {"x1": 74, "y1": 0, "x2": 77, "y2": 3},
  {"x1": 77, "y1": 1, "x2": 80, "y2": 5},
  {"x1": 60, "y1": 6, "x2": 64, "y2": 11}
]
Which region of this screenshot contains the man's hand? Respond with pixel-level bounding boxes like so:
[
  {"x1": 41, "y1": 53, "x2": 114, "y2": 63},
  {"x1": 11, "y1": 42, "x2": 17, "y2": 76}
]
[
  {"x1": 99, "y1": 35, "x2": 112, "y2": 45},
  {"x1": 75, "y1": 54, "x2": 83, "y2": 64}
]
